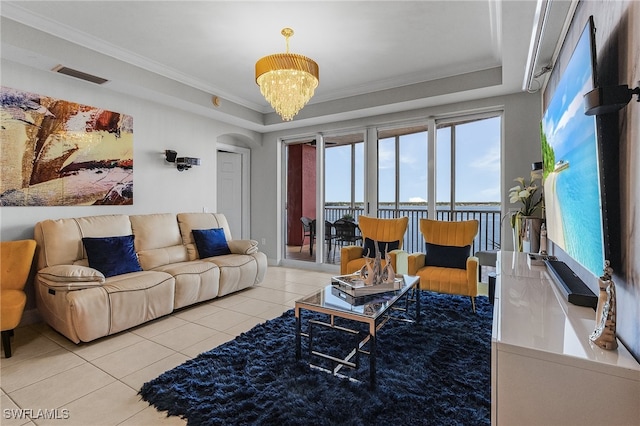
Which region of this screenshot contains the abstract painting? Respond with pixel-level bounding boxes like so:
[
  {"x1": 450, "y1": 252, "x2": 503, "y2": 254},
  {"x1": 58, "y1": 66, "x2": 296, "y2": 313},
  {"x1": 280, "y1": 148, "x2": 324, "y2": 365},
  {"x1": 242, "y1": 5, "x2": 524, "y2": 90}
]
[{"x1": 1, "y1": 86, "x2": 133, "y2": 206}]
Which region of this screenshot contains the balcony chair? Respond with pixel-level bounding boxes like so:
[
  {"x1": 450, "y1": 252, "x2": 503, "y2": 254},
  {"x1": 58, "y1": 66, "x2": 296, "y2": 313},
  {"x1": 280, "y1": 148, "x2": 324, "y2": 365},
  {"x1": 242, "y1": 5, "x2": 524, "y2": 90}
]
[
  {"x1": 299, "y1": 216, "x2": 314, "y2": 254},
  {"x1": 1, "y1": 239, "x2": 37, "y2": 358},
  {"x1": 313, "y1": 220, "x2": 337, "y2": 260},
  {"x1": 340, "y1": 216, "x2": 408, "y2": 275},
  {"x1": 333, "y1": 219, "x2": 363, "y2": 262},
  {"x1": 407, "y1": 219, "x2": 479, "y2": 312}
]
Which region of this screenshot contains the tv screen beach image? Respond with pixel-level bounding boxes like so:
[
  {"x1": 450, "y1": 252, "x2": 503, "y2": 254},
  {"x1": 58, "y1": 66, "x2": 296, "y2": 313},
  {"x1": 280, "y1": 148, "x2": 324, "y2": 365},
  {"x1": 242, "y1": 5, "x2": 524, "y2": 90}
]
[{"x1": 540, "y1": 20, "x2": 605, "y2": 277}]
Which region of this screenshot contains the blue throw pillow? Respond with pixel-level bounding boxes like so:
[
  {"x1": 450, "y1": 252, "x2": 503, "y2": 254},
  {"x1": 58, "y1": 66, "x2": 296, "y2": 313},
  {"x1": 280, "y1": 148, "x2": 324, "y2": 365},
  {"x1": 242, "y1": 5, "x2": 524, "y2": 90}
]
[
  {"x1": 82, "y1": 235, "x2": 142, "y2": 278},
  {"x1": 424, "y1": 242, "x2": 471, "y2": 270},
  {"x1": 192, "y1": 228, "x2": 231, "y2": 258},
  {"x1": 363, "y1": 237, "x2": 400, "y2": 258}
]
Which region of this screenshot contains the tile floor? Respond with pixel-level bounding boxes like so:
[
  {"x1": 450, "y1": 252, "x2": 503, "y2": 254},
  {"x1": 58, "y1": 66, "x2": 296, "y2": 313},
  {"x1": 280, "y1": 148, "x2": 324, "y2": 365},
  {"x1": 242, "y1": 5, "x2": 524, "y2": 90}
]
[{"x1": 0, "y1": 267, "x2": 334, "y2": 426}]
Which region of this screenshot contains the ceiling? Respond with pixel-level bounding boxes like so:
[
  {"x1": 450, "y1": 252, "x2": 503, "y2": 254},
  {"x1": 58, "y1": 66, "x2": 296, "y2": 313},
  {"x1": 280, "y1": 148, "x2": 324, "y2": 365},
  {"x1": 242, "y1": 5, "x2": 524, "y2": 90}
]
[{"x1": 0, "y1": 1, "x2": 575, "y2": 133}]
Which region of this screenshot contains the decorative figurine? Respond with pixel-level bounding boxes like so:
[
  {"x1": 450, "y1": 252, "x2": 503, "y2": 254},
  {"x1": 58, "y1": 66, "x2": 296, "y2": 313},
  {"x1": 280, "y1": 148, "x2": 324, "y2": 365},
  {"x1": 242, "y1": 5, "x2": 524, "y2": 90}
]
[
  {"x1": 589, "y1": 261, "x2": 617, "y2": 350},
  {"x1": 539, "y1": 223, "x2": 547, "y2": 255},
  {"x1": 359, "y1": 257, "x2": 375, "y2": 286},
  {"x1": 359, "y1": 241, "x2": 395, "y2": 286},
  {"x1": 380, "y1": 250, "x2": 396, "y2": 284}
]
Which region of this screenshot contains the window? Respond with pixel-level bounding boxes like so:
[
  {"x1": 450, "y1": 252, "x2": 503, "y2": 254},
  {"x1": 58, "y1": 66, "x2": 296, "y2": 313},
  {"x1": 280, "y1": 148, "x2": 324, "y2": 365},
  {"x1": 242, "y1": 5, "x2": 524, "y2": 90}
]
[
  {"x1": 375, "y1": 116, "x2": 501, "y2": 252},
  {"x1": 377, "y1": 125, "x2": 429, "y2": 219},
  {"x1": 436, "y1": 115, "x2": 502, "y2": 249},
  {"x1": 436, "y1": 116, "x2": 501, "y2": 212},
  {"x1": 325, "y1": 133, "x2": 365, "y2": 223}
]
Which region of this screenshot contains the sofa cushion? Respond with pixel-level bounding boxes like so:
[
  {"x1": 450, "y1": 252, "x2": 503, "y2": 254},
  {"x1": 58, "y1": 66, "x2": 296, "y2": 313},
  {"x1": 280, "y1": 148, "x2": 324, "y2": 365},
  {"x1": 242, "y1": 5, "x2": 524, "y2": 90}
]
[
  {"x1": 82, "y1": 235, "x2": 143, "y2": 277},
  {"x1": 130, "y1": 213, "x2": 188, "y2": 270},
  {"x1": 206, "y1": 253, "x2": 264, "y2": 297},
  {"x1": 177, "y1": 213, "x2": 232, "y2": 260},
  {"x1": 363, "y1": 237, "x2": 400, "y2": 258},
  {"x1": 34, "y1": 214, "x2": 132, "y2": 269},
  {"x1": 68, "y1": 271, "x2": 175, "y2": 341},
  {"x1": 424, "y1": 242, "x2": 470, "y2": 270},
  {"x1": 193, "y1": 228, "x2": 231, "y2": 258},
  {"x1": 152, "y1": 261, "x2": 220, "y2": 308}
]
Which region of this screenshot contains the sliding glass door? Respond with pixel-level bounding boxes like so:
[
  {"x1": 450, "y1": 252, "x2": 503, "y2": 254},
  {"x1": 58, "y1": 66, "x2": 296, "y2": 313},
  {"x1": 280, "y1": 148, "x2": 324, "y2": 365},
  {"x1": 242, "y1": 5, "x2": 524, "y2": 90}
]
[
  {"x1": 283, "y1": 138, "x2": 317, "y2": 263},
  {"x1": 324, "y1": 133, "x2": 365, "y2": 264},
  {"x1": 283, "y1": 133, "x2": 364, "y2": 266}
]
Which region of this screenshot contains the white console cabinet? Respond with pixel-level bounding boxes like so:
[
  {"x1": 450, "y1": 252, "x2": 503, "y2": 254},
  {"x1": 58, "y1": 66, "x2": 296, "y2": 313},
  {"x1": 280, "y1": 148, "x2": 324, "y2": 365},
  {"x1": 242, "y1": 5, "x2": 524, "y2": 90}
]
[{"x1": 491, "y1": 251, "x2": 640, "y2": 425}]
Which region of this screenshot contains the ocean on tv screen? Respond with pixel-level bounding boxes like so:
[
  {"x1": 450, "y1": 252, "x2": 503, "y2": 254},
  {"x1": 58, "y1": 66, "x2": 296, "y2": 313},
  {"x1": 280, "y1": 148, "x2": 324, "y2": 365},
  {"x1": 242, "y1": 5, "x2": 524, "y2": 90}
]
[{"x1": 541, "y1": 17, "x2": 605, "y2": 277}]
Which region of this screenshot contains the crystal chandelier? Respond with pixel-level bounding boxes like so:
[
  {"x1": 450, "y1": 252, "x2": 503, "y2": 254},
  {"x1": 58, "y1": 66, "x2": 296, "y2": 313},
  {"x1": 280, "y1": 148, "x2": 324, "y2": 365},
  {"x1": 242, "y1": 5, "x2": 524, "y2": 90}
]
[{"x1": 255, "y1": 28, "x2": 319, "y2": 121}]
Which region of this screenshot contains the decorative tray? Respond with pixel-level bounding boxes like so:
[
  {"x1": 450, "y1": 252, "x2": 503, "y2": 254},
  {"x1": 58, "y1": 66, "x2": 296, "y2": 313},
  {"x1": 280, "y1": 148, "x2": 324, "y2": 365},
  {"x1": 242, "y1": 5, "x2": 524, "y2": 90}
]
[
  {"x1": 331, "y1": 273, "x2": 403, "y2": 297},
  {"x1": 330, "y1": 286, "x2": 399, "y2": 306}
]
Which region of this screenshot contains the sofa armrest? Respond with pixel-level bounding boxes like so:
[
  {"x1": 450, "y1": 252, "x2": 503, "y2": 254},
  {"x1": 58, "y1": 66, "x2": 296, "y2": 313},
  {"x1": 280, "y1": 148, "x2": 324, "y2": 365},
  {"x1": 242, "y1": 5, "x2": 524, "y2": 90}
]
[
  {"x1": 227, "y1": 239, "x2": 259, "y2": 255},
  {"x1": 37, "y1": 265, "x2": 105, "y2": 290},
  {"x1": 407, "y1": 253, "x2": 426, "y2": 275},
  {"x1": 466, "y1": 256, "x2": 479, "y2": 295}
]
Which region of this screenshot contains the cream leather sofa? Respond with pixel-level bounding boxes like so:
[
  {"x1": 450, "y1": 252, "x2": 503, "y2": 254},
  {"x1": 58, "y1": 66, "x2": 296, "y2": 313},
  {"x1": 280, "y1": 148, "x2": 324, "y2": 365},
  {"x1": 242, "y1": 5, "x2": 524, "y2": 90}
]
[{"x1": 33, "y1": 212, "x2": 267, "y2": 343}]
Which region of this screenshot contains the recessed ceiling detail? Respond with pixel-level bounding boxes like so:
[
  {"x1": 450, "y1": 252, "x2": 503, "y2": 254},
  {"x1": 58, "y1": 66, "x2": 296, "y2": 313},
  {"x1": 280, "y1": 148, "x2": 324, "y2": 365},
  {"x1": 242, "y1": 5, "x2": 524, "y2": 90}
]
[{"x1": 0, "y1": 1, "x2": 572, "y2": 132}]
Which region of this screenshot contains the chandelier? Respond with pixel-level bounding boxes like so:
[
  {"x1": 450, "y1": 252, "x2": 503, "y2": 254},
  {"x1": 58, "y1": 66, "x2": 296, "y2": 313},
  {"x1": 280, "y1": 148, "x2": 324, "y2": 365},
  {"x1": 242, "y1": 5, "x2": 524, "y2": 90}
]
[{"x1": 255, "y1": 28, "x2": 319, "y2": 121}]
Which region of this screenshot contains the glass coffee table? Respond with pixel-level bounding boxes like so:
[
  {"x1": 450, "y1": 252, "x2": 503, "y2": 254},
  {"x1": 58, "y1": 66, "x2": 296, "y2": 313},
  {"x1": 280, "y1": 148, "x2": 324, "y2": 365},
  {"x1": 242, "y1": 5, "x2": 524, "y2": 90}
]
[{"x1": 295, "y1": 275, "x2": 420, "y2": 388}]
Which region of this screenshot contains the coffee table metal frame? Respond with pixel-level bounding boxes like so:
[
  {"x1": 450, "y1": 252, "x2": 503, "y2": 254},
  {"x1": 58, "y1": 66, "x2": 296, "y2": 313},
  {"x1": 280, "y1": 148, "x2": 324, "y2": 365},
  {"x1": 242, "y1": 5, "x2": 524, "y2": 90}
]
[{"x1": 294, "y1": 275, "x2": 420, "y2": 388}]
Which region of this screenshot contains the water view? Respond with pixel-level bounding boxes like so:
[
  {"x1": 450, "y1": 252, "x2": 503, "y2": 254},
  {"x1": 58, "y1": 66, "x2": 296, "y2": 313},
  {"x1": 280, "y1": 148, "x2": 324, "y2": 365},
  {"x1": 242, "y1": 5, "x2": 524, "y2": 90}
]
[{"x1": 324, "y1": 203, "x2": 502, "y2": 254}]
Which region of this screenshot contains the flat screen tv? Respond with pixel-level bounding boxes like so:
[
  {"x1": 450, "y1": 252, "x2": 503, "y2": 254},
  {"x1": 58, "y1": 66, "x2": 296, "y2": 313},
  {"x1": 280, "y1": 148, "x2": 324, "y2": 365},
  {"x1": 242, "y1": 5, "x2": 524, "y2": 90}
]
[{"x1": 540, "y1": 16, "x2": 608, "y2": 278}]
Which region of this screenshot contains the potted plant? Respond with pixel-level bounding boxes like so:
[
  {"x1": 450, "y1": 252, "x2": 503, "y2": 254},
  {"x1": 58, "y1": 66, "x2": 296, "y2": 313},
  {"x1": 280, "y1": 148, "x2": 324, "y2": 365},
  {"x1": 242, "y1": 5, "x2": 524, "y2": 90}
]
[
  {"x1": 508, "y1": 176, "x2": 543, "y2": 252},
  {"x1": 341, "y1": 213, "x2": 355, "y2": 222}
]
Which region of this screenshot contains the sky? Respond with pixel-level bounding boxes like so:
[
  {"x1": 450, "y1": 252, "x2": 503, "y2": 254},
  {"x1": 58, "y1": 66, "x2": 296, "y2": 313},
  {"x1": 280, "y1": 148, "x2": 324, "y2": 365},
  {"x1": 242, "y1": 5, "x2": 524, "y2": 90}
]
[
  {"x1": 324, "y1": 116, "x2": 502, "y2": 204},
  {"x1": 541, "y1": 23, "x2": 595, "y2": 159}
]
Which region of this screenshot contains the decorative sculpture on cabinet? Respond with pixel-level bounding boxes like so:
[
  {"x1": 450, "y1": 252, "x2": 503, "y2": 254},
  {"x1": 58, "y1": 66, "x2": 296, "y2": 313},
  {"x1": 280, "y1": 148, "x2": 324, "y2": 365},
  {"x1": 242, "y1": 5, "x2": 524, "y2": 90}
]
[{"x1": 589, "y1": 260, "x2": 617, "y2": 350}]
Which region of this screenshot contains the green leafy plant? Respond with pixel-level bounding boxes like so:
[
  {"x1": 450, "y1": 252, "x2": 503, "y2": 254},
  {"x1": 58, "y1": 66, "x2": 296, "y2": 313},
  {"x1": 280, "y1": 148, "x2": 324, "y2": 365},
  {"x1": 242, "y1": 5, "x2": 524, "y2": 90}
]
[
  {"x1": 509, "y1": 176, "x2": 543, "y2": 227},
  {"x1": 540, "y1": 123, "x2": 556, "y2": 179},
  {"x1": 341, "y1": 213, "x2": 355, "y2": 222}
]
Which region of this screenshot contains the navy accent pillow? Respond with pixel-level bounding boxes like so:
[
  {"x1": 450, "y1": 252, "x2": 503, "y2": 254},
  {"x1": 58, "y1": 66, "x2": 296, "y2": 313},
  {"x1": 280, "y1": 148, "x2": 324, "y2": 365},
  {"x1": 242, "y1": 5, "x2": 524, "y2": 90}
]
[
  {"x1": 424, "y1": 242, "x2": 471, "y2": 270},
  {"x1": 363, "y1": 237, "x2": 400, "y2": 258},
  {"x1": 82, "y1": 235, "x2": 142, "y2": 278},
  {"x1": 193, "y1": 228, "x2": 231, "y2": 258}
]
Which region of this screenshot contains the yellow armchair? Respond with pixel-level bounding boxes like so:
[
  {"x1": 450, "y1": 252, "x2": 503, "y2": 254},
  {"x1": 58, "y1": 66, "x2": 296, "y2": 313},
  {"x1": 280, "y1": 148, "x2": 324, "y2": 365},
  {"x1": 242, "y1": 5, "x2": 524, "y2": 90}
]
[
  {"x1": 340, "y1": 216, "x2": 409, "y2": 275},
  {"x1": 407, "y1": 219, "x2": 479, "y2": 312},
  {"x1": 1, "y1": 239, "x2": 37, "y2": 358}
]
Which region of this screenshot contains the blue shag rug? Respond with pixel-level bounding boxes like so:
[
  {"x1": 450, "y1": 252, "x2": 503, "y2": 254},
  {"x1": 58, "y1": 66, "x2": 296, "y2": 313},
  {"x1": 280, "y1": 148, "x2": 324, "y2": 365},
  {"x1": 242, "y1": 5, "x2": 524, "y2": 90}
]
[{"x1": 139, "y1": 292, "x2": 492, "y2": 425}]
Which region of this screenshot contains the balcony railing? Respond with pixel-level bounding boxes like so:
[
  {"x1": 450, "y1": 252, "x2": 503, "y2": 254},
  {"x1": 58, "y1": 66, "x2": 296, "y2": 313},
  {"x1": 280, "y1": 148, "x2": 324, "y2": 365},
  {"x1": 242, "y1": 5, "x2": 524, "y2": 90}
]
[{"x1": 324, "y1": 205, "x2": 501, "y2": 255}]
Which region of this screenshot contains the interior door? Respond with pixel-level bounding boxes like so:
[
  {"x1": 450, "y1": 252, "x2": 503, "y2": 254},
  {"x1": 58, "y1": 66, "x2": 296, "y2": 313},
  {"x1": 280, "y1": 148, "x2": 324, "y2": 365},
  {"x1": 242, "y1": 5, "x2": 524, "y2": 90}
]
[{"x1": 217, "y1": 151, "x2": 242, "y2": 239}]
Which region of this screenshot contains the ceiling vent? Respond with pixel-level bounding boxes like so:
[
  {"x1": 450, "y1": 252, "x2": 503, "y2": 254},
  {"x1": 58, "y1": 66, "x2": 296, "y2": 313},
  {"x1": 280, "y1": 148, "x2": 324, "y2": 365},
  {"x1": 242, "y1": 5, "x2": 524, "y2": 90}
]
[{"x1": 52, "y1": 65, "x2": 109, "y2": 85}]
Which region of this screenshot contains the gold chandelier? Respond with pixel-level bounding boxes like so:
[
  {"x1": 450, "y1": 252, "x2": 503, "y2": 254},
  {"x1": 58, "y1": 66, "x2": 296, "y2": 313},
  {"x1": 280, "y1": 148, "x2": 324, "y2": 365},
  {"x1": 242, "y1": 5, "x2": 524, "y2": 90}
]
[{"x1": 255, "y1": 28, "x2": 319, "y2": 121}]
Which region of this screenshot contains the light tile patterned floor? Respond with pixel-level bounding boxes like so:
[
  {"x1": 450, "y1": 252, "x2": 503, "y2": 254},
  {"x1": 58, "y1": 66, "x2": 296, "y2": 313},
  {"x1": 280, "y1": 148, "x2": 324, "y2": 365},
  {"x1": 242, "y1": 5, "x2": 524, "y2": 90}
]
[
  {"x1": 0, "y1": 266, "x2": 489, "y2": 425},
  {"x1": 0, "y1": 267, "x2": 332, "y2": 426}
]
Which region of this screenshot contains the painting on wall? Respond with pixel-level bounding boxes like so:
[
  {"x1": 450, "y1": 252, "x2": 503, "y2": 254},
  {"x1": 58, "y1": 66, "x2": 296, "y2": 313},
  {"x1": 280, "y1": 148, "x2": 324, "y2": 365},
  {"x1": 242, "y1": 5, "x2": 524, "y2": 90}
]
[{"x1": 0, "y1": 86, "x2": 133, "y2": 206}]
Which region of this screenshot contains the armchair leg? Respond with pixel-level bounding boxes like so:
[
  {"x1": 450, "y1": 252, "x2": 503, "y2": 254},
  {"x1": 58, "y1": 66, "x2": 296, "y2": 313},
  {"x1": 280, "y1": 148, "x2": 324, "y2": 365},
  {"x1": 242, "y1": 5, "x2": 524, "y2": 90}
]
[
  {"x1": 2, "y1": 330, "x2": 13, "y2": 358},
  {"x1": 470, "y1": 297, "x2": 476, "y2": 314}
]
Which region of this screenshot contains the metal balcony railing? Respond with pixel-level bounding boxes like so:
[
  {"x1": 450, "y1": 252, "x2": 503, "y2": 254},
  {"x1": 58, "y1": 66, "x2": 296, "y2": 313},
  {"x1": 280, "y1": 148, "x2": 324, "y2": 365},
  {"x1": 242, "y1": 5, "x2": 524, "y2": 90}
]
[{"x1": 324, "y1": 205, "x2": 501, "y2": 255}]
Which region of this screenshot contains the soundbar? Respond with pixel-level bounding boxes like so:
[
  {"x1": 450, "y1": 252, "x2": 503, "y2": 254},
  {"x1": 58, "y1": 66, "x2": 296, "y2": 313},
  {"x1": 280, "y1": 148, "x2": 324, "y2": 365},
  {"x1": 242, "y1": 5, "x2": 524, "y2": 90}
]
[{"x1": 544, "y1": 260, "x2": 597, "y2": 309}]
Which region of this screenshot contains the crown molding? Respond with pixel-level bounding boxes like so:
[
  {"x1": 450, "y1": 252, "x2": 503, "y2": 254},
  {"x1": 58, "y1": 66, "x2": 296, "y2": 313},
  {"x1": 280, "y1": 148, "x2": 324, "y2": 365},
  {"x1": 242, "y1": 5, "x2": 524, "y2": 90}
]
[{"x1": 0, "y1": 2, "x2": 267, "y2": 112}]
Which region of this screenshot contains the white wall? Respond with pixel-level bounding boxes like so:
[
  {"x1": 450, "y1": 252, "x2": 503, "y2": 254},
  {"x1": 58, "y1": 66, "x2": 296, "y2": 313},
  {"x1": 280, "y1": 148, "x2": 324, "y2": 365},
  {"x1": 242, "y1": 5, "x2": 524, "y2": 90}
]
[
  {"x1": 0, "y1": 60, "x2": 260, "y2": 241},
  {"x1": 251, "y1": 91, "x2": 542, "y2": 263}
]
